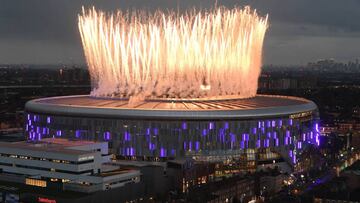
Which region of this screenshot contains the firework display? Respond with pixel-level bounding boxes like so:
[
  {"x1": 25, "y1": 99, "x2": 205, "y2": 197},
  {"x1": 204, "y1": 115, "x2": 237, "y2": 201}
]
[{"x1": 78, "y1": 6, "x2": 268, "y2": 101}]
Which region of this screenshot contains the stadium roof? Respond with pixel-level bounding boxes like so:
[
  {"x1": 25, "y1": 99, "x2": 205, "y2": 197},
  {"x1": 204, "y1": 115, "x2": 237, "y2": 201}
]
[{"x1": 25, "y1": 95, "x2": 318, "y2": 120}]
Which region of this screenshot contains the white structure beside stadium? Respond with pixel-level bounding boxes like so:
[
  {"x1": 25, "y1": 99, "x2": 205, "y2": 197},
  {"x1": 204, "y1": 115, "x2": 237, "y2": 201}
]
[{"x1": 0, "y1": 138, "x2": 140, "y2": 193}]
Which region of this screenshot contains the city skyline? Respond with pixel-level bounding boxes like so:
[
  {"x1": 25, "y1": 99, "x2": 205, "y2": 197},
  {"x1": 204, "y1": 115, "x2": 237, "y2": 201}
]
[{"x1": 0, "y1": 0, "x2": 360, "y2": 65}]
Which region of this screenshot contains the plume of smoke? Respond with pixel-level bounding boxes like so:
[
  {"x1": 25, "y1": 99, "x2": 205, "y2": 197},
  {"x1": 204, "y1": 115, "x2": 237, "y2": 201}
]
[{"x1": 78, "y1": 6, "x2": 268, "y2": 103}]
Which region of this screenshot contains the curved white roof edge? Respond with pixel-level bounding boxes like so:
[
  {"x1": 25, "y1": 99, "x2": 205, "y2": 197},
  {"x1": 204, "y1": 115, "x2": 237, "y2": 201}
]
[{"x1": 25, "y1": 95, "x2": 318, "y2": 120}]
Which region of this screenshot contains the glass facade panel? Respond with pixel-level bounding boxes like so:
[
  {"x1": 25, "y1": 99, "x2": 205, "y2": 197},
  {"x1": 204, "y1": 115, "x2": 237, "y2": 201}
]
[{"x1": 24, "y1": 110, "x2": 319, "y2": 162}]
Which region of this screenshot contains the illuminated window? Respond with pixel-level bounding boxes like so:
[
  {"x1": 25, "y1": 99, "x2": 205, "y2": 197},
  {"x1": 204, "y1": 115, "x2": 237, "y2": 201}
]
[
  {"x1": 62, "y1": 179, "x2": 70, "y2": 183},
  {"x1": 26, "y1": 178, "x2": 47, "y2": 187}
]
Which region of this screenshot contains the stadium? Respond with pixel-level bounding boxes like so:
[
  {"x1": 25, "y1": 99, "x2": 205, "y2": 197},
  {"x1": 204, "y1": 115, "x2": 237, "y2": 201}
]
[
  {"x1": 24, "y1": 94, "x2": 319, "y2": 164},
  {"x1": 24, "y1": 7, "x2": 320, "y2": 167}
]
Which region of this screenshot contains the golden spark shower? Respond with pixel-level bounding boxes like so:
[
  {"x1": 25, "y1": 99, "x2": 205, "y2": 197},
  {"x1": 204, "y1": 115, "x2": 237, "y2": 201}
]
[{"x1": 78, "y1": 6, "x2": 268, "y2": 101}]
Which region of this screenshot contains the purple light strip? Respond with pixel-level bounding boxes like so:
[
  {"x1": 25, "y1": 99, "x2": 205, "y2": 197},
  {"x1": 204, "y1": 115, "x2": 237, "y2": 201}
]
[
  {"x1": 104, "y1": 132, "x2": 111, "y2": 141},
  {"x1": 182, "y1": 122, "x2": 187, "y2": 130},
  {"x1": 195, "y1": 141, "x2": 200, "y2": 151},
  {"x1": 224, "y1": 122, "x2": 229, "y2": 129},
  {"x1": 149, "y1": 142, "x2": 152, "y2": 150},
  {"x1": 202, "y1": 129, "x2": 207, "y2": 136},
  {"x1": 218, "y1": 129, "x2": 225, "y2": 143},
  {"x1": 240, "y1": 141, "x2": 244, "y2": 149},
  {"x1": 253, "y1": 128, "x2": 257, "y2": 134},
  {"x1": 293, "y1": 153, "x2": 296, "y2": 164},
  {"x1": 153, "y1": 128, "x2": 159, "y2": 135},
  {"x1": 222, "y1": 130, "x2": 225, "y2": 142},
  {"x1": 160, "y1": 148, "x2": 166, "y2": 157},
  {"x1": 150, "y1": 143, "x2": 155, "y2": 151},
  {"x1": 316, "y1": 133, "x2": 320, "y2": 146},
  {"x1": 124, "y1": 131, "x2": 131, "y2": 141},
  {"x1": 230, "y1": 133, "x2": 235, "y2": 143},
  {"x1": 209, "y1": 122, "x2": 214, "y2": 130},
  {"x1": 315, "y1": 123, "x2": 320, "y2": 146}
]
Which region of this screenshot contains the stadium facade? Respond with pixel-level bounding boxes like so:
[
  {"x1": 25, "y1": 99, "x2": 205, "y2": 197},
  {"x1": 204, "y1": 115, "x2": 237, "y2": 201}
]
[{"x1": 24, "y1": 94, "x2": 319, "y2": 164}]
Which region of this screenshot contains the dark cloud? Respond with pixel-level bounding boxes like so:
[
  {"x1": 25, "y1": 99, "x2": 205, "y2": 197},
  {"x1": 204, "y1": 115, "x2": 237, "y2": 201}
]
[
  {"x1": 0, "y1": 0, "x2": 359, "y2": 64},
  {"x1": 246, "y1": 0, "x2": 360, "y2": 32}
]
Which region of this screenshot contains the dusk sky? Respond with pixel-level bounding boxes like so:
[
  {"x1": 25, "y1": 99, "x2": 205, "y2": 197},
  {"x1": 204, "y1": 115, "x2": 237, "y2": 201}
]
[{"x1": 1, "y1": 0, "x2": 359, "y2": 65}]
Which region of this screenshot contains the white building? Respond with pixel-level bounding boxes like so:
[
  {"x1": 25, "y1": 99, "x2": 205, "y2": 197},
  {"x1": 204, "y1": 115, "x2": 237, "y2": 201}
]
[{"x1": 0, "y1": 138, "x2": 140, "y2": 193}]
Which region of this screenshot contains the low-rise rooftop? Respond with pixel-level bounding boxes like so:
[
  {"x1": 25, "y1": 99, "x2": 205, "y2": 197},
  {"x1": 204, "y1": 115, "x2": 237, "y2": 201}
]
[{"x1": 0, "y1": 138, "x2": 103, "y2": 155}]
